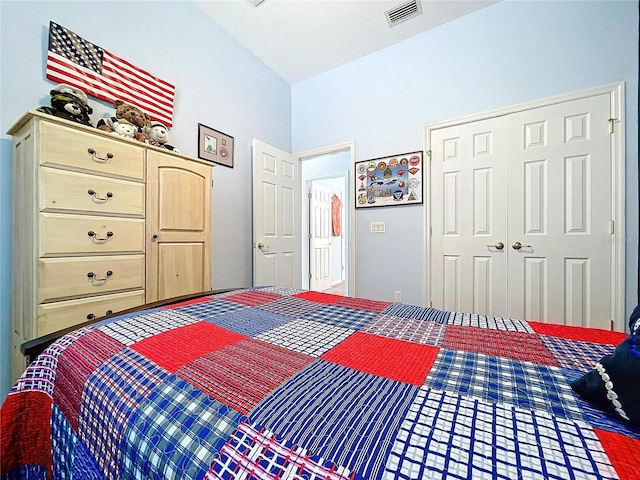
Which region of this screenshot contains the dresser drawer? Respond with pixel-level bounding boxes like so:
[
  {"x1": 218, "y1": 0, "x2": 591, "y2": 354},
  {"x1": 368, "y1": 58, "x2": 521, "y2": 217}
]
[
  {"x1": 40, "y1": 121, "x2": 144, "y2": 180},
  {"x1": 39, "y1": 255, "x2": 145, "y2": 303},
  {"x1": 37, "y1": 290, "x2": 145, "y2": 336},
  {"x1": 40, "y1": 167, "x2": 144, "y2": 217},
  {"x1": 39, "y1": 213, "x2": 144, "y2": 256}
]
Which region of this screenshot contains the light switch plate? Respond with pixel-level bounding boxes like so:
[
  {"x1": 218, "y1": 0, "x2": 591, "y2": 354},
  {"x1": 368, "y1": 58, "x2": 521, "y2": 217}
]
[{"x1": 370, "y1": 222, "x2": 386, "y2": 233}]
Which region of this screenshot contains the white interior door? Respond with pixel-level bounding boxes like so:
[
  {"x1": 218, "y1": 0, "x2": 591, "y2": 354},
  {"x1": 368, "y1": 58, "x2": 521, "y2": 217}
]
[
  {"x1": 252, "y1": 140, "x2": 301, "y2": 288},
  {"x1": 309, "y1": 182, "x2": 332, "y2": 291},
  {"x1": 430, "y1": 92, "x2": 616, "y2": 329},
  {"x1": 507, "y1": 94, "x2": 612, "y2": 326},
  {"x1": 431, "y1": 116, "x2": 509, "y2": 316}
]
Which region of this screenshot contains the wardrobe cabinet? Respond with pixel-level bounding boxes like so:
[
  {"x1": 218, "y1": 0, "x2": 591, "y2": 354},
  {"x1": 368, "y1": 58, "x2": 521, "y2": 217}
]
[
  {"x1": 146, "y1": 151, "x2": 211, "y2": 303},
  {"x1": 9, "y1": 111, "x2": 212, "y2": 381}
]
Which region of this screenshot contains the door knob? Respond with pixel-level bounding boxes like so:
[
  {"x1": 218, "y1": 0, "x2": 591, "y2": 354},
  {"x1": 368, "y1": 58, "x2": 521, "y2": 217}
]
[
  {"x1": 257, "y1": 242, "x2": 269, "y2": 250},
  {"x1": 487, "y1": 241, "x2": 504, "y2": 250},
  {"x1": 512, "y1": 241, "x2": 532, "y2": 250}
]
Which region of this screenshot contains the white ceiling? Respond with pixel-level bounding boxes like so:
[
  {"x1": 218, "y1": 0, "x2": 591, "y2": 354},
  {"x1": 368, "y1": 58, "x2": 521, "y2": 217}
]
[{"x1": 194, "y1": 0, "x2": 499, "y2": 83}]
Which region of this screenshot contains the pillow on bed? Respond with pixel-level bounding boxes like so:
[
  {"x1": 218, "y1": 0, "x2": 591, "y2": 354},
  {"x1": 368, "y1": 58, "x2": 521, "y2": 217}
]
[{"x1": 570, "y1": 305, "x2": 640, "y2": 425}]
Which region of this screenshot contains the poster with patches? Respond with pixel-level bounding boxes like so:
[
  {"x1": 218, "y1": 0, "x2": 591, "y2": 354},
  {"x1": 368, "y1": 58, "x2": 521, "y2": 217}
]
[{"x1": 355, "y1": 151, "x2": 423, "y2": 208}]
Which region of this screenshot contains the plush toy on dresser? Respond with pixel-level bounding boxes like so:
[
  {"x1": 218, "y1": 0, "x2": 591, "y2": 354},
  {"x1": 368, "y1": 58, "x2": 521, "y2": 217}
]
[
  {"x1": 110, "y1": 119, "x2": 138, "y2": 139},
  {"x1": 36, "y1": 84, "x2": 94, "y2": 126},
  {"x1": 97, "y1": 100, "x2": 151, "y2": 142},
  {"x1": 145, "y1": 122, "x2": 180, "y2": 152}
]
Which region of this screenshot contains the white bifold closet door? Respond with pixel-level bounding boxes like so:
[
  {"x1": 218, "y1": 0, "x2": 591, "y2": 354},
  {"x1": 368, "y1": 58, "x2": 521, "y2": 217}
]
[{"x1": 431, "y1": 93, "x2": 613, "y2": 329}]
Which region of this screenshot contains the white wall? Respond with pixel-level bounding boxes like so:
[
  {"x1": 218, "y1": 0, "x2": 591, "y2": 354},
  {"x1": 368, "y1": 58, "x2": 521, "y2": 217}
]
[
  {"x1": 0, "y1": 0, "x2": 291, "y2": 401},
  {"x1": 292, "y1": 0, "x2": 639, "y2": 311}
]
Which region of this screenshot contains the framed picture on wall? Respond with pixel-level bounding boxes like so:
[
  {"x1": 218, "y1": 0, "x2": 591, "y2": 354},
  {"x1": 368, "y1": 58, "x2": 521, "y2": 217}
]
[
  {"x1": 198, "y1": 123, "x2": 234, "y2": 168},
  {"x1": 354, "y1": 151, "x2": 423, "y2": 208}
]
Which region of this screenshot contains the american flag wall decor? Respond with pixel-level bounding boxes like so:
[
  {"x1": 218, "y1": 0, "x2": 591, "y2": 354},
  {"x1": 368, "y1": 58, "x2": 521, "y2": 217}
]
[{"x1": 45, "y1": 21, "x2": 175, "y2": 127}]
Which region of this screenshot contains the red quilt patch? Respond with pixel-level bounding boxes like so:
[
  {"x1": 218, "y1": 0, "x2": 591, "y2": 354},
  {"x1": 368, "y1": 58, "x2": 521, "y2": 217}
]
[
  {"x1": 595, "y1": 428, "x2": 640, "y2": 479},
  {"x1": 52, "y1": 330, "x2": 124, "y2": 431},
  {"x1": 321, "y1": 331, "x2": 439, "y2": 385},
  {"x1": 177, "y1": 339, "x2": 314, "y2": 415},
  {"x1": 442, "y1": 325, "x2": 559, "y2": 366},
  {"x1": 294, "y1": 291, "x2": 343, "y2": 304},
  {"x1": 132, "y1": 322, "x2": 246, "y2": 372},
  {"x1": 0, "y1": 391, "x2": 52, "y2": 476},
  {"x1": 224, "y1": 290, "x2": 282, "y2": 306},
  {"x1": 529, "y1": 321, "x2": 626, "y2": 345}
]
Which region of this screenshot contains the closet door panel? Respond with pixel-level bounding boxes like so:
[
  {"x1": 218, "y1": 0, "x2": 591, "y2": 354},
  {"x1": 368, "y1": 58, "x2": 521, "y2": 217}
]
[
  {"x1": 507, "y1": 94, "x2": 612, "y2": 328},
  {"x1": 430, "y1": 117, "x2": 509, "y2": 316}
]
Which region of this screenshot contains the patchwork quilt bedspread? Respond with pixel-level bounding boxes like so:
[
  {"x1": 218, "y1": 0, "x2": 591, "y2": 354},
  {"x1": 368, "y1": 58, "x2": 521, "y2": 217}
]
[{"x1": 1, "y1": 286, "x2": 639, "y2": 479}]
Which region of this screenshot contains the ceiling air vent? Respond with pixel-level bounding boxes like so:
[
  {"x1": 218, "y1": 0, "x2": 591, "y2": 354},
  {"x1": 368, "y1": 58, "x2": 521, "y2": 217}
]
[{"x1": 385, "y1": 0, "x2": 422, "y2": 27}]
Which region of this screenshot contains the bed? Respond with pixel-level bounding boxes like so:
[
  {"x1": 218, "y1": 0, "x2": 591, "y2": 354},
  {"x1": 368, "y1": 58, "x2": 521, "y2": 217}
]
[{"x1": 1, "y1": 286, "x2": 639, "y2": 479}]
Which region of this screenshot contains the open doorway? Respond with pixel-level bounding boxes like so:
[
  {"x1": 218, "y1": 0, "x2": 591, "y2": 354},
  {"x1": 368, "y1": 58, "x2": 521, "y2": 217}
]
[
  {"x1": 306, "y1": 176, "x2": 346, "y2": 295},
  {"x1": 299, "y1": 143, "x2": 354, "y2": 296}
]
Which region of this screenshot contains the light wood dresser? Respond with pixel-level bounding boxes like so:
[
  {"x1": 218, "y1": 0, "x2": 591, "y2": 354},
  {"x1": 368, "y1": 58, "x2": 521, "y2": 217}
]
[{"x1": 9, "y1": 111, "x2": 212, "y2": 381}]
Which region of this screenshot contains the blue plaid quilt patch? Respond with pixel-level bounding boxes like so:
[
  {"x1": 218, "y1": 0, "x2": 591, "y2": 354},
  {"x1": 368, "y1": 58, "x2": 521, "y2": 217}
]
[
  {"x1": 362, "y1": 314, "x2": 447, "y2": 345},
  {"x1": 301, "y1": 304, "x2": 377, "y2": 329},
  {"x1": 423, "y1": 349, "x2": 585, "y2": 421},
  {"x1": 446, "y1": 311, "x2": 534, "y2": 332},
  {"x1": 118, "y1": 376, "x2": 241, "y2": 480},
  {"x1": 98, "y1": 309, "x2": 199, "y2": 346},
  {"x1": 384, "y1": 387, "x2": 620, "y2": 480},
  {"x1": 202, "y1": 307, "x2": 293, "y2": 337},
  {"x1": 381, "y1": 304, "x2": 451, "y2": 323},
  {"x1": 77, "y1": 349, "x2": 170, "y2": 479},
  {"x1": 249, "y1": 360, "x2": 419, "y2": 480}
]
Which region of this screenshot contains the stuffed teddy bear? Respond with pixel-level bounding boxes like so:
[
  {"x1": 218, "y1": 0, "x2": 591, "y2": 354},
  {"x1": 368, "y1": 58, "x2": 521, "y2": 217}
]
[
  {"x1": 97, "y1": 100, "x2": 150, "y2": 142},
  {"x1": 37, "y1": 84, "x2": 93, "y2": 126},
  {"x1": 145, "y1": 122, "x2": 180, "y2": 152},
  {"x1": 110, "y1": 119, "x2": 138, "y2": 139}
]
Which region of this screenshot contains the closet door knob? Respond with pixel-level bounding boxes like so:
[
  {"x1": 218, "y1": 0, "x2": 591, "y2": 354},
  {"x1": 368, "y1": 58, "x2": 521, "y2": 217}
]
[
  {"x1": 512, "y1": 241, "x2": 532, "y2": 250},
  {"x1": 487, "y1": 242, "x2": 504, "y2": 250}
]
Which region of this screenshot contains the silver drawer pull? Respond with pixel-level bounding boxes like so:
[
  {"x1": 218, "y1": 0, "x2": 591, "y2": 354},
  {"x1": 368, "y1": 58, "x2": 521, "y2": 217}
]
[
  {"x1": 87, "y1": 148, "x2": 114, "y2": 163},
  {"x1": 87, "y1": 270, "x2": 113, "y2": 282},
  {"x1": 88, "y1": 189, "x2": 113, "y2": 201},
  {"x1": 87, "y1": 230, "x2": 114, "y2": 241}
]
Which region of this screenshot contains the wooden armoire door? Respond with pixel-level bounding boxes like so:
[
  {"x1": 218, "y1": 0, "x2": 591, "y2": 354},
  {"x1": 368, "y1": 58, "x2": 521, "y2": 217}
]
[{"x1": 146, "y1": 151, "x2": 212, "y2": 302}]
